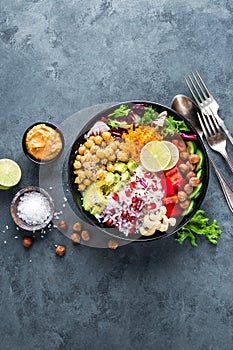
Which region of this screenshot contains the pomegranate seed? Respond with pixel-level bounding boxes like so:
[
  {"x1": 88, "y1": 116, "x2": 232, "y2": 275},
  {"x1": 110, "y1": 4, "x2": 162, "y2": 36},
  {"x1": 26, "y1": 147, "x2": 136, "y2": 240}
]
[
  {"x1": 144, "y1": 172, "x2": 151, "y2": 178},
  {"x1": 125, "y1": 190, "x2": 131, "y2": 197},
  {"x1": 135, "y1": 201, "x2": 142, "y2": 210},
  {"x1": 152, "y1": 184, "x2": 158, "y2": 191},
  {"x1": 129, "y1": 216, "x2": 135, "y2": 223},
  {"x1": 129, "y1": 227, "x2": 136, "y2": 234},
  {"x1": 106, "y1": 218, "x2": 113, "y2": 226},
  {"x1": 112, "y1": 193, "x2": 119, "y2": 201},
  {"x1": 121, "y1": 210, "x2": 128, "y2": 218},
  {"x1": 149, "y1": 203, "x2": 157, "y2": 210},
  {"x1": 130, "y1": 181, "x2": 137, "y2": 189},
  {"x1": 132, "y1": 196, "x2": 138, "y2": 203}
]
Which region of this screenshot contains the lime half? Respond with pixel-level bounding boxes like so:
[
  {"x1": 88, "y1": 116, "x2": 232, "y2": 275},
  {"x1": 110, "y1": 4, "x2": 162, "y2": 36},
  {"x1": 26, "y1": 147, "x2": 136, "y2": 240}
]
[
  {"x1": 140, "y1": 141, "x2": 171, "y2": 172},
  {"x1": 162, "y1": 141, "x2": 179, "y2": 171},
  {"x1": 0, "y1": 159, "x2": 22, "y2": 190}
]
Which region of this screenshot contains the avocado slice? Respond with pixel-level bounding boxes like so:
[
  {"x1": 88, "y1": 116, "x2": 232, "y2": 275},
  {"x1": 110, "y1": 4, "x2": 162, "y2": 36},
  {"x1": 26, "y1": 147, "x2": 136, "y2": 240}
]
[
  {"x1": 83, "y1": 182, "x2": 106, "y2": 215},
  {"x1": 121, "y1": 170, "x2": 130, "y2": 182},
  {"x1": 127, "y1": 159, "x2": 138, "y2": 172},
  {"x1": 114, "y1": 162, "x2": 128, "y2": 174}
]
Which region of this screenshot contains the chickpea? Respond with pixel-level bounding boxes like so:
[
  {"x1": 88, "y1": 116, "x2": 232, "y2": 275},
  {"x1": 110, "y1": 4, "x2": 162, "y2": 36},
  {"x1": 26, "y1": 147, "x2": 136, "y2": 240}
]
[
  {"x1": 83, "y1": 178, "x2": 91, "y2": 186},
  {"x1": 82, "y1": 161, "x2": 91, "y2": 169},
  {"x1": 78, "y1": 184, "x2": 86, "y2": 191},
  {"x1": 76, "y1": 154, "x2": 82, "y2": 161},
  {"x1": 96, "y1": 169, "x2": 106, "y2": 179},
  {"x1": 84, "y1": 139, "x2": 94, "y2": 149},
  {"x1": 84, "y1": 148, "x2": 90, "y2": 155},
  {"x1": 74, "y1": 176, "x2": 82, "y2": 184},
  {"x1": 102, "y1": 131, "x2": 111, "y2": 140},
  {"x1": 90, "y1": 145, "x2": 99, "y2": 153},
  {"x1": 100, "y1": 158, "x2": 108, "y2": 165},
  {"x1": 189, "y1": 154, "x2": 201, "y2": 164},
  {"x1": 101, "y1": 141, "x2": 107, "y2": 148},
  {"x1": 78, "y1": 170, "x2": 85, "y2": 179},
  {"x1": 178, "y1": 191, "x2": 188, "y2": 202},
  {"x1": 96, "y1": 149, "x2": 105, "y2": 158},
  {"x1": 117, "y1": 151, "x2": 129, "y2": 162},
  {"x1": 89, "y1": 135, "x2": 95, "y2": 140},
  {"x1": 184, "y1": 183, "x2": 193, "y2": 194},
  {"x1": 189, "y1": 177, "x2": 200, "y2": 187},
  {"x1": 109, "y1": 142, "x2": 118, "y2": 151},
  {"x1": 109, "y1": 154, "x2": 116, "y2": 162},
  {"x1": 179, "y1": 200, "x2": 190, "y2": 209},
  {"x1": 101, "y1": 165, "x2": 106, "y2": 170},
  {"x1": 73, "y1": 160, "x2": 82, "y2": 169},
  {"x1": 73, "y1": 170, "x2": 80, "y2": 175},
  {"x1": 91, "y1": 155, "x2": 99, "y2": 163},
  {"x1": 84, "y1": 170, "x2": 92, "y2": 178},
  {"x1": 107, "y1": 163, "x2": 115, "y2": 172},
  {"x1": 94, "y1": 135, "x2": 103, "y2": 145},
  {"x1": 84, "y1": 153, "x2": 91, "y2": 161},
  {"x1": 78, "y1": 145, "x2": 86, "y2": 155}
]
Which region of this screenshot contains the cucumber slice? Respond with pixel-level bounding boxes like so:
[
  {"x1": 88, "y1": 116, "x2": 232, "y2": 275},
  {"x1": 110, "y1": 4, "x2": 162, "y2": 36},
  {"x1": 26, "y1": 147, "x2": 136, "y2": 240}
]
[
  {"x1": 195, "y1": 149, "x2": 204, "y2": 171},
  {"x1": 182, "y1": 199, "x2": 195, "y2": 216},
  {"x1": 196, "y1": 168, "x2": 204, "y2": 180},
  {"x1": 186, "y1": 141, "x2": 197, "y2": 154},
  {"x1": 189, "y1": 182, "x2": 203, "y2": 199}
]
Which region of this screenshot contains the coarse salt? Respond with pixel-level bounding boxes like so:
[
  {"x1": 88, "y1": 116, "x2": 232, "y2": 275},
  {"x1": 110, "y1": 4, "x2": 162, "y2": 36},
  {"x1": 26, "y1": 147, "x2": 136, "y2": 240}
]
[{"x1": 17, "y1": 192, "x2": 51, "y2": 225}]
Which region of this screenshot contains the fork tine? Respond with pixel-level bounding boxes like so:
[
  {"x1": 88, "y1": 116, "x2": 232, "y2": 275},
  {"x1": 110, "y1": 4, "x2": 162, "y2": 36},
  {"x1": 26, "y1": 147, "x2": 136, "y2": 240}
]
[
  {"x1": 209, "y1": 110, "x2": 221, "y2": 133},
  {"x1": 185, "y1": 76, "x2": 201, "y2": 105},
  {"x1": 195, "y1": 70, "x2": 211, "y2": 98},
  {"x1": 197, "y1": 112, "x2": 212, "y2": 138},
  {"x1": 187, "y1": 74, "x2": 205, "y2": 104},
  {"x1": 192, "y1": 71, "x2": 208, "y2": 101}
]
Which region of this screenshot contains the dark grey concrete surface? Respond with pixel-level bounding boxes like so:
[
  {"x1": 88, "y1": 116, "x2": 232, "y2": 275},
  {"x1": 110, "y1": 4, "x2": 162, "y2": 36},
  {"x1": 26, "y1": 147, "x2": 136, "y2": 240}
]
[{"x1": 1, "y1": 0, "x2": 233, "y2": 349}]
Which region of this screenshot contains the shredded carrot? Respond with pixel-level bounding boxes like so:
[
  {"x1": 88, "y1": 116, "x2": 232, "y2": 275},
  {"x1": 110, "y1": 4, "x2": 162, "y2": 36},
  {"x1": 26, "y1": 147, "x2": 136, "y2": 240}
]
[{"x1": 121, "y1": 126, "x2": 163, "y2": 162}]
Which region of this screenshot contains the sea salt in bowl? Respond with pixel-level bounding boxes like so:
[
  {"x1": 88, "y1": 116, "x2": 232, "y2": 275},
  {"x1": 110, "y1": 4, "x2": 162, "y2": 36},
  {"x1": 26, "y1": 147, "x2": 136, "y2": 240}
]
[{"x1": 10, "y1": 186, "x2": 54, "y2": 231}]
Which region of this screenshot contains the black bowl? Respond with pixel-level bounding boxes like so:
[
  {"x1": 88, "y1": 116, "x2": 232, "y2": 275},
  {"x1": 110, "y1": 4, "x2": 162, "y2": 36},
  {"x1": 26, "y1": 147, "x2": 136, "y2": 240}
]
[
  {"x1": 22, "y1": 121, "x2": 64, "y2": 165},
  {"x1": 68, "y1": 101, "x2": 209, "y2": 242}
]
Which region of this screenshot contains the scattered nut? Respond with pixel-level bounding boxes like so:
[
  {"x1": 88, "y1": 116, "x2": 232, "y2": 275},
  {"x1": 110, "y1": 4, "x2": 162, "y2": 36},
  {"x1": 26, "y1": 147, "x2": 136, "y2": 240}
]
[
  {"x1": 70, "y1": 233, "x2": 81, "y2": 244},
  {"x1": 58, "y1": 220, "x2": 68, "y2": 231},
  {"x1": 108, "y1": 239, "x2": 119, "y2": 250},
  {"x1": 81, "y1": 230, "x2": 90, "y2": 241},
  {"x1": 178, "y1": 191, "x2": 188, "y2": 202},
  {"x1": 184, "y1": 183, "x2": 193, "y2": 195},
  {"x1": 179, "y1": 200, "x2": 190, "y2": 209},
  {"x1": 56, "y1": 245, "x2": 66, "y2": 256},
  {"x1": 189, "y1": 154, "x2": 201, "y2": 164},
  {"x1": 72, "y1": 222, "x2": 82, "y2": 232},
  {"x1": 22, "y1": 237, "x2": 33, "y2": 248}
]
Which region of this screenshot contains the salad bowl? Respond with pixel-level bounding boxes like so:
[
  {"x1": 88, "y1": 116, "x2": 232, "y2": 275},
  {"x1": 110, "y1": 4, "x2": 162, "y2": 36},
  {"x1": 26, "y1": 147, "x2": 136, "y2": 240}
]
[{"x1": 68, "y1": 101, "x2": 209, "y2": 242}]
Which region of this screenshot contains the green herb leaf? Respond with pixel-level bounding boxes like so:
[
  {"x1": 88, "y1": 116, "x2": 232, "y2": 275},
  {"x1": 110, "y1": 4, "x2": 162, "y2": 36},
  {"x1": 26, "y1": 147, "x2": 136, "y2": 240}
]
[
  {"x1": 106, "y1": 119, "x2": 128, "y2": 129},
  {"x1": 163, "y1": 116, "x2": 190, "y2": 135},
  {"x1": 176, "y1": 210, "x2": 222, "y2": 247},
  {"x1": 140, "y1": 106, "x2": 158, "y2": 125},
  {"x1": 108, "y1": 105, "x2": 131, "y2": 118}
]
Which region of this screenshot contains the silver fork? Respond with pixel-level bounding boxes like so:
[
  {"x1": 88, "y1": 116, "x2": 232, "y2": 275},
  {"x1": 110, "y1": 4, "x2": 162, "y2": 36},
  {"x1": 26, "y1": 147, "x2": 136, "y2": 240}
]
[
  {"x1": 197, "y1": 112, "x2": 233, "y2": 172},
  {"x1": 185, "y1": 71, "x2": 233, "y2": 146}
]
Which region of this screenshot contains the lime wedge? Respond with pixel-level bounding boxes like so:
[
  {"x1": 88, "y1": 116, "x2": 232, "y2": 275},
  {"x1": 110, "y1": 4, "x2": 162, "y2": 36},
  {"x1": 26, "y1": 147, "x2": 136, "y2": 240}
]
[
  {"x1": 140, "y1": 141, "x2": 171, "y2": 172},
  {"x1": 162, "y1": 141, "x2": 179, "y2": 171},
  {"x1": 0, "y1": 159, "x2": 22, "y2": 189}
]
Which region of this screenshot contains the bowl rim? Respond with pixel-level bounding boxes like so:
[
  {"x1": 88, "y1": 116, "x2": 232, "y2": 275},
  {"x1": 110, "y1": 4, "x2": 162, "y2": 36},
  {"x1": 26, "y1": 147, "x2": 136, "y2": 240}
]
[
  {"x1": 10, "y1": 186, "x2": 55, "y2": 231},
  {"x1": 68, "y1": 100, "x2": 210, "y2": 242},
  {"x1": 22, "y1": 121, "x2": 64, "y2": 165}
]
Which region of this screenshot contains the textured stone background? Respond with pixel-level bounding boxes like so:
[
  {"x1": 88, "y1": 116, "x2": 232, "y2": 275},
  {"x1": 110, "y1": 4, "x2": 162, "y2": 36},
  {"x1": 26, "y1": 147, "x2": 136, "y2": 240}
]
[{"x1": 1, "y1": 0, "x2": 233, "y2": 349}]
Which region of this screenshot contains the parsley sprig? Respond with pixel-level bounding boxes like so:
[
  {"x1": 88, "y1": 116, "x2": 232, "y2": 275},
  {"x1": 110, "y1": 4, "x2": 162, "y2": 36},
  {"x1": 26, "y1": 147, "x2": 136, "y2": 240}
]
[{"x1": 176, "y1": 210, "x2": 222, "y2": 246}]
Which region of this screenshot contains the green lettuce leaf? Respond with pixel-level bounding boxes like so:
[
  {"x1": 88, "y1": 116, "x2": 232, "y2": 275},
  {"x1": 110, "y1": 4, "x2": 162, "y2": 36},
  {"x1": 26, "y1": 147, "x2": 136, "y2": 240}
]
[{"x1": 163, "y1": 116, "x2": 190, "y2": 135}]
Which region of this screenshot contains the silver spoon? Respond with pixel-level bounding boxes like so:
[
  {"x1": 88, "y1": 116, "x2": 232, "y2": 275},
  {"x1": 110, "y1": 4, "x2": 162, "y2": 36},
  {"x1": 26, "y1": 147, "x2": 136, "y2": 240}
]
[{"x1": 171, "y1": 94, "x2": 233, "y2": 214}]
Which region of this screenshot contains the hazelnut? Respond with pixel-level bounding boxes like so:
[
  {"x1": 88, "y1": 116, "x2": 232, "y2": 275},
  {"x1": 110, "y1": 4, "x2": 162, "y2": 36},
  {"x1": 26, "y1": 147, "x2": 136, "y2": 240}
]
[
  {"x1": 81, "y1": 230, "x2": 90, "y2": 241},
  {"x1": 184, "y1": 183, "x2": 193, "y2": 194},
  {"x1": 178, "y1": 191, "x2": 188, "y2": 202},
  {"x1": 108, "y1": 239, "x2": 119, "y2": 250},
  {"x1": 189, "y1": 177, "x2": 200, "y2": 187},
  {"x1": 180, "y1": 151, "x2": 189, "y2": 160},
  {"x1": 70, "y1": 233, "x2": 81, "y2": 244},
  {"x1": 178, "y1": 163, "x2": 189, "y2": 174},
  {"x1": 56, "y1": 245, "x2": 66, "y2": 256},
  {"x1": 58, "y1": 220, "x2": 68, "y2": 231},
  {"x1": 189, "y1": 154, "x2": 201, "y2": 164},
  {"x1": 72, "y1": 222, "x2": 82, "y2": 232},
  {"x1": 179, "y1": 200, "x2": 190, "y2": 209},
  {"x1": 22, "y1": 237, "x2": 33, "y2": 248}
]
